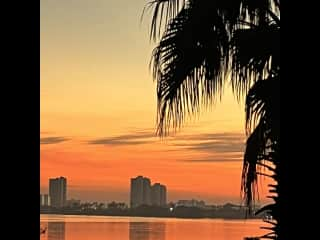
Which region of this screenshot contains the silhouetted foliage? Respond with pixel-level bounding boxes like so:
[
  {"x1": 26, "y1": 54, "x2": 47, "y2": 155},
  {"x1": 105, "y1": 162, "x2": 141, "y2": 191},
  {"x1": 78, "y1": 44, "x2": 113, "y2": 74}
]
[
  {"x1": 143, "y1": 0, "x2": 280, "y2": 239},
  {"x1": 40, "y1": 203, "x2": 263, "y2": 219}
]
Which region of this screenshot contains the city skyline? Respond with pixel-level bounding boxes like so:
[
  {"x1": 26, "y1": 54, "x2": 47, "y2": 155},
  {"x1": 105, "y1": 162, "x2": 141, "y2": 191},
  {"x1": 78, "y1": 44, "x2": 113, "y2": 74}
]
[
  {"x1": 40, "y1": 0, "x2": 271, "y2": 205},
  {"x1": 40, "y1": 175, "x2": 262, "y2": 206}
]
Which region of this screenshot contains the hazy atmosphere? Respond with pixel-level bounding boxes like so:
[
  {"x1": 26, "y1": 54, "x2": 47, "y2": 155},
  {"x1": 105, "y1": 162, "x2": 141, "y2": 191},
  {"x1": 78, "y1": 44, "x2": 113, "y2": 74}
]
[{"x1": 40, "y1": 0, "x2": 270, "y2": 204}]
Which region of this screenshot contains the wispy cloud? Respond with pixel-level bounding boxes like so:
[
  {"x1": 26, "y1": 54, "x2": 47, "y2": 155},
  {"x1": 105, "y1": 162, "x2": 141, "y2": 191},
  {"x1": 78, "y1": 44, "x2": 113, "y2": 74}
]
[
  {"x1": 173, "y1": 141, "x2": 244, "y2": 153},
  {"x1": 40, "y1": 137, "x2": 69, "y2": 144},
  {"x1": 178, "y1": 153, "x2": 243, "y2": 163},
  {"x1": 171, "y1": 132, "x2": 245, "y2": 153},
  {"x1": 88, "y1": 131, "x2": 156, "y2": 146},
  {"x1": 175, "y1": 132, "x2": 244, "y2": 141},
  {"x1": 181, "y1": 159, "x2": 241, "y2": 162},
  {"x1": 87, "y1": 130, "x2": 245, "y2": 155}
]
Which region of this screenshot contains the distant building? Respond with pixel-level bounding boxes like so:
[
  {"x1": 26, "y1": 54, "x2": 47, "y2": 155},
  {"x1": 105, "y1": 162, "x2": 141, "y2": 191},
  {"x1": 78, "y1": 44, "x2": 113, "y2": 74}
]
[
  {"x1": 151, "y1": 183, "x2": 167, "y2": 206},
  {"x1": 107, "y1": 201, "x2": 127, "y2": 210},
  {"x1": 66, "y1": 199, "x2": 81, "y2": 208},
  {"x1": 160, "y1": 185, "x2": 167, "y2": 206},
  {"x1": 130, "y1": 176, "x2": 167, "y2": 208},
  {"x1": 130, "y1": 176, "x2": 151, "y2": 208},
  {"x1": 142, "y1": 177, "x2": 151, "y2": 205},
  {"x1": 151, "y1": 184, "x2": 161, "y2": 206},
  {"x1": 176, "y1": 199, "x2": 206, "y2": 208},
  {"x1": 40, "y1": 194, "x2": 51, "y2": 206},
  {"x1": 49, "y1": 177, "x2": 67, "y2": 208}
]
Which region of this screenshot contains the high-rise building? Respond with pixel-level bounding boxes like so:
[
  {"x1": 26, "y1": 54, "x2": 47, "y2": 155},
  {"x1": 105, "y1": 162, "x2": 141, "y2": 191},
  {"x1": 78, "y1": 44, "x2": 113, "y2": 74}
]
[
  {"x1": 130, "y1": 176, "x2": 167, "y2": 208},
  {"x1": 151, "y1": 183, "x2": 161, "y2": 206},
  {"x1": 130, "y1": 176, "x2": 151, "y2": 208},
  {"x1": 130, "y1": 176, "x2": 143, "y2": 208},
  {"x1": 151, "y1": 183, "x2": 167, "y2": 206},
  {"x1": 40, "y1": 194, "x2": 51, "y2": 206},
  {"x1": 49, "y1": 177, "x2": 67, "y2": 208},
  {"x1": 142, "y1": 177, "x2": 151, "y2": 205},
  {"x1": 159, "y1": 185, "x2": 167, "y2": 206}
]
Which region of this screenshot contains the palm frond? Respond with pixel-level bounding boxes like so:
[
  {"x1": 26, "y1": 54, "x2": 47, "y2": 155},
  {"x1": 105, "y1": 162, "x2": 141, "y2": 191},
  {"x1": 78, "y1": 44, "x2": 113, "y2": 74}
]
[
  {"x1": 230, "y1": 24, "x2": 279, "y2": 100},
  {"x1": 152, "y1": 2, "x2": 229, "y2": 136},
  {"x1": 143, "y1": 0, "x2": 186, "y2": 41},
  {"x1": 145, "y1": 1, "x2": 280, "y2": 238},
  {"x1": 241, "y1": 119, "x2": 267, "y2": 212},
  {"x1": 245, "y1": 77, "x2": 278, "y2": 134}
]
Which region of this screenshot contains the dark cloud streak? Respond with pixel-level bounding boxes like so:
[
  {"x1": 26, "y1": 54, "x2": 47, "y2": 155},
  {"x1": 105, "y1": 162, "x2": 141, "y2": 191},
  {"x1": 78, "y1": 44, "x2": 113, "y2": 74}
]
[
  {"x1": 87, "y1": 130, "x2": 245, "y2": 155},
  {"x1": 178, "y1": 158, "x2": 242, "y2": 163},
  {"x1": 88, "y1": 132, "x2": 156, "y2": 146},
  {"x1": 171, "y1": 132, "x2": 245, "y2": 153},
  {"x1": 40, "y1": 137, "x2": 69, "y2": 144}
]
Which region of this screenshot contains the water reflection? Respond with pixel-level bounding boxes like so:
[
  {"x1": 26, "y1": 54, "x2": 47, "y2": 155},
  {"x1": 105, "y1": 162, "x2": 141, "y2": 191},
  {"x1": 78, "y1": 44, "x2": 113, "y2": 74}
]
[
  {"x1": 129, "y1": 222, "x2": 165, "y2": 240},
  {"x1": 40, "y1": 214, "x2": 266, "y2": 240},
  {"x1": 47, "y1": 222, "x2": 65, "y2": 240}
]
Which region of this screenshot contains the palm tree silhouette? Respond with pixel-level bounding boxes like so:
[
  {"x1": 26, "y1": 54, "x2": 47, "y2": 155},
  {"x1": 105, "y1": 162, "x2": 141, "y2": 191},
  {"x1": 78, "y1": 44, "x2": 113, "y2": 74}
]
[{"x1": 143, "y1": 0, "x2": 280, "y2": 239}]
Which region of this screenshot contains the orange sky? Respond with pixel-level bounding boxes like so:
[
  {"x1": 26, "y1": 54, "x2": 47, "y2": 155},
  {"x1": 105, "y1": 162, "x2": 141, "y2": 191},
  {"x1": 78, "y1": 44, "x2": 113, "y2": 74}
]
[{"x1": 40, "y1": 0, "x2": 270, "y2": 205}]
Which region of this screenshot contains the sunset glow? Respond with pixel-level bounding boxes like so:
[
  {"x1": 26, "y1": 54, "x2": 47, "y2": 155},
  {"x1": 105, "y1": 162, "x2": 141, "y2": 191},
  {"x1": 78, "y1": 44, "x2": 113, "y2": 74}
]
[{"x1": 40, "y1": 0, "x2": 270, "y2": 204}]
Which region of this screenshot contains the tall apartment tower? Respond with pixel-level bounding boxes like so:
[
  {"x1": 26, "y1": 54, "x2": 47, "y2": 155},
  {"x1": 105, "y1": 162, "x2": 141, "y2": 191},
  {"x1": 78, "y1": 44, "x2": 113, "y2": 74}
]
[
  {"x1": 159, "y1": 184, "x2": 167, "y2": 206},
  {"x1": 130, "y1": 176, "x2": 151, "y2": 208},
  {"x1": 49, "y1": 177, "x2": 67, "y2": 208},
  {"x1": 151, "y1": 183, "x2": 167, "y2": 206}
]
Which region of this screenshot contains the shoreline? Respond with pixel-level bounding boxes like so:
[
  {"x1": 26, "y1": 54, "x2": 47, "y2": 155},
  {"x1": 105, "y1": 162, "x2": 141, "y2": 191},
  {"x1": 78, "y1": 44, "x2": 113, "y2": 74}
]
[{"x1": 40, "y1": 211, "x2": 262, "y2": 220}]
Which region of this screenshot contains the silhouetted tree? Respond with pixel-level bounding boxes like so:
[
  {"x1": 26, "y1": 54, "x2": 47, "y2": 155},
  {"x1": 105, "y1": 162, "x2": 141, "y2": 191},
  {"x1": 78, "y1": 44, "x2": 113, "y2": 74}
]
[{"x1": 143, "y1": 0, "x2": 280, "y2": 239}]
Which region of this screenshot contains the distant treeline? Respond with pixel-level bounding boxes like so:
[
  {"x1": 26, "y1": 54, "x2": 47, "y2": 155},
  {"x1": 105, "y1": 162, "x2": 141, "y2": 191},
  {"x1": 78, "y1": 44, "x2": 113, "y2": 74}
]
[{"x1": 40, "y1": 204, "x2": 264, "y2": 219}]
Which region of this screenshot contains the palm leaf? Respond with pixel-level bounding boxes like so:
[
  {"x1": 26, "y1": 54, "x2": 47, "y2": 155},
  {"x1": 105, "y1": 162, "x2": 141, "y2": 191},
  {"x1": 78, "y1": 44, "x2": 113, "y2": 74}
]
[
  {"x1": 143, "y1": 0, "x2": 186, "y2": 41},
  {"x1": 144, "y1": 0, "x2": 280, "y2": 238},
  {"x1": 152, "y1": 2, "x2": 229, "y2": 135},
  {"x1": 230, "y1": 24, "x2": 279, "y2": 99}
]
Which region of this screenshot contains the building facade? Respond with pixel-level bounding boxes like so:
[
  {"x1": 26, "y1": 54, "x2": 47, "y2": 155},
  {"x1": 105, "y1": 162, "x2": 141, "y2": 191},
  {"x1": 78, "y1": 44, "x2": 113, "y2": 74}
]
[
  {"x1": 151, "y1": 183, "x2": 167, "y2": 206},
  {"x1": 130, "y1": 176, "x2": 151, "y2": 208},
  {"x1": 142, "y1": 177, "x2": 151, "y2": 205},
  {"x1": 159, "y1": 184, "x2": 167, "y2": 206},
  {"x1": 40, "y1": 194, "x2": 51, "y2": 206},
  {"x1": 131, "y1": 176, "x2": 167, "y2": 208},
  {"x1": 49, "y1": 177, "x2": 67, "y2": 208}
]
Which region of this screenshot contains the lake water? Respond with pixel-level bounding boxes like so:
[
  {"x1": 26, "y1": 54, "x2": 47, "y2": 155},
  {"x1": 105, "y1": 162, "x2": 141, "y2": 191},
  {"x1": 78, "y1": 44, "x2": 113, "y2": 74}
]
[{"x1": 40, "y1": 214, "x2": 268, "y2": 240}]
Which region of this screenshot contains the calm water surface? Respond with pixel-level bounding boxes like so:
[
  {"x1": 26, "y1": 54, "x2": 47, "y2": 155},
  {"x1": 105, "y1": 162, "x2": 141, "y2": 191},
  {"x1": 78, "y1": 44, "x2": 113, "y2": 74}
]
[{"x1": 40, "y1": 214, "x2": 268, "y2": 240}]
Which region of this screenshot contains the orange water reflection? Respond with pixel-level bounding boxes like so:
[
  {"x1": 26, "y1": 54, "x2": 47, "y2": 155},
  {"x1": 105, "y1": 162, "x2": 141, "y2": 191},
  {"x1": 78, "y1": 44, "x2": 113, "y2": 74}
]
[{"x1": 40, "y1": 215, "x2": 267, "y2": 240}]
